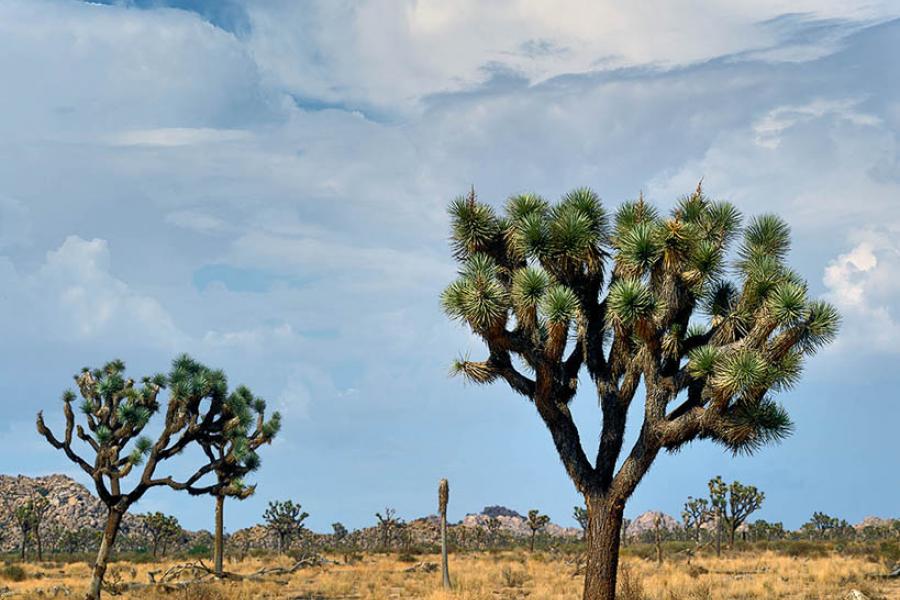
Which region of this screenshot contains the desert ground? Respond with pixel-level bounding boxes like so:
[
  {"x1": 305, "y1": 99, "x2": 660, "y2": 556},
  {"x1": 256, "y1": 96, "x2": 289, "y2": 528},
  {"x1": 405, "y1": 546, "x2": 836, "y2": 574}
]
[{"x1": 1, "y1": 550, "x2": 897, "y2": 600}]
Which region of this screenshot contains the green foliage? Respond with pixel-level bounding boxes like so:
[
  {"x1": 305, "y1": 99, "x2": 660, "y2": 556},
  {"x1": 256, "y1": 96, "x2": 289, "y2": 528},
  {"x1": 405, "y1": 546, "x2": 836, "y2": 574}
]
[{"x1": 1, "y1": 564, "x2": 27, "y2": 582}]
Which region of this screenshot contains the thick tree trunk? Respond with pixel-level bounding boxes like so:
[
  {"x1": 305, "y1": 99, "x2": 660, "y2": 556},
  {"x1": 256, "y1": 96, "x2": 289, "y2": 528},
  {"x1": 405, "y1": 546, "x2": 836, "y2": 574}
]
[
  {"x1": 715, "y1": 513, "x2": 722, "y2": 557},
  {"x1": 85, "y1": 509, "x2": 123, "y2": 600},
  {"x1": 530, "y1": 531, "x2": 536, "y2": 552},
  {"x1": 582, "y1": 495, "x2": 624, "y2": 600},
  {"x1": 151, "y1": 537, "x2": 158, "y2": 558},
  {"x1": 214, "y1": 494, "x2": 225, "y2": 577},
  {"x1": 440, "y1": 511, "x2": 451, "y2": 589},
  {"x1": 36, "y1": 528, "x2": 43, "y2": 562}
]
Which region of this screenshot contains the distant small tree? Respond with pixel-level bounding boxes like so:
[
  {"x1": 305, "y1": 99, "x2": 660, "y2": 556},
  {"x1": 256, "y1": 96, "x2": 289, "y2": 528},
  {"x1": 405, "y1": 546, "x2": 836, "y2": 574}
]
[
  {"x1": 621, "y1": 518, "x2": 631, "y2": 547},
  {"x1": 141, "y1": 512, "x2": 181, "y2": 558},
  {"x1": 709, "y1": 477, "x2": 764, "y2": 548},
  {"x1": 486, "y1": 517, "x2": 502, "y2": 546},
  {"x1": 708, "y1": 476, "x2": 727, "y2": 556},
  {"x1": 748, "y1": 519, "x2": 785, "y2": 542},
  {"x1": 526, "y1": 509, "x2": 550, "y2": 552},
  {"x1": 36, "y1": 356, "x2": 256, "y2": 600},
  {"x1": 375, "y1": 508, "x2": 400, "y2": 551},
  {"x1": 682, "y1": 496, "x2": 712, "y2": 544},
  {"x1": 332, "y1": 522, "x2": 348, "y2": 541},
  {"x1": 574, "y1": 506, "x2": 589, "y2": 539},
  {"x1": 263, "y1": 500, "x2": 308, "y2": 553},
  {"x1": 438, "y1": 479, "x2": 451, "y2": 589}
]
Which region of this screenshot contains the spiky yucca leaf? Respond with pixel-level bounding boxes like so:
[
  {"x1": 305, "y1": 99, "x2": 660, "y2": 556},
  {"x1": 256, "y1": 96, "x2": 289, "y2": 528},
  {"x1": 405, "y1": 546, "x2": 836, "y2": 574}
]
[
  {"x1": 607, "y1": 278, "x2": 656, "y2": 327},
  {"x1": 506, "y1": 193, "x2": 548, "y2": 221},
  {"x1": 441, "y1": 279, "x2": 469, "y2": 322},
  {"x1": 449, "y1": 195, "x2": 500, "y2": 258},
  {"x1": 742, "y1": 254, "x2": 785, "y2": 303},
  {"x1": 614, "y1": 198, "x2": 659, "y2": 240},
  {"x1": 262, "y1": 413, "x2": 281, "y2": 440},
  {"x1": 548, "y1": 205, "x2": 599, "y2": 262},
  {"x1": 135, "y1": 436, "x2": 153, "y2": 455},
  {"x1": 541, "y1": 285, "x2": 580, "y2": 324},
  {"x1": 461, "y1": 252, "x2": 500, "y2": 282},
  {"x1": 703, "y1": 280, "x2": 738, "y2": 318},
  {"x1": 95, "y1": 425, "x2": 112, "y2": 445},
  {"x1": 701, "y1": 201, "x2": 742, "y2": 245},
  {"x1": 766, "y1": 350, "x2": 804, "y2": 392},
  {"x1": 61, "y1": 390, "x2": 76, "y2": 404},
  {"x1": 767, "y1": 281, "x2": 808, "y2": 326},
  {"x1": 800, "y1": 300, "x2": 841, "y2": 353},
  {"x1": 719, "y1": 397, "x2": 793, "y2": 454},
  {"x1": 739, "y1": 214, "x2": 791, "y2": 265},
  {"x1": 616, "y1": 221, "x2": 662, "y2": 275},
  {"x1": 451, "y1": 357, "x2": 498, "y2": 384},
  {"x1": 511, "y1": 267, "x2": 550, "y2": 317},
  {"x1": 659, "y1": 219, "x2": 698, "y2": 273},
  {"x1": 559, "y1": 187, "x2": 608, "y2": 240},
  {"x1": 117, "y1": 402, "x2": 151, "y2": 428},
  {"x1": 685, "y1": 322, "x2": 708, "y2": 339},
  {"x1": 711, "y1": 349, "x2": 768, "y2": 396},
  {"x1": 688, "y1": 240, "x2": 724, "y2": 284},
  {"x1": 461, "y1": 279, "x2": 508, "y2": 330},
  {"x1": 688, "y1": 345, "x2": 720, "y2": 379},
  {"x1": 507, "y1": 211, "x2": 550, "y2": 260}
]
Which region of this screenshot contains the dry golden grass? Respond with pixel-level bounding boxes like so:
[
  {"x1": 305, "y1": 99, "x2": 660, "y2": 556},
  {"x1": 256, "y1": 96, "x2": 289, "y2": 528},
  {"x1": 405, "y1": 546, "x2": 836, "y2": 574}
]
[{"x1": 1, "y1": 551, "x2": 897, "y2": 599}]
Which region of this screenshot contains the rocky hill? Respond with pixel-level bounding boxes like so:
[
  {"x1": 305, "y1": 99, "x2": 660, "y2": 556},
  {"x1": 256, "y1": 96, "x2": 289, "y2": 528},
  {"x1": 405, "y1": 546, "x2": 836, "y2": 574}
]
[
  {"x1": 625, "y1": 511, "x2": 679, "y2": 539},
  {"x1": 461, "y1": 506, "x2": 580, "y2": 538},
  {"x1": 0, "y1": 474, "x2": 209, "y2": 553}
]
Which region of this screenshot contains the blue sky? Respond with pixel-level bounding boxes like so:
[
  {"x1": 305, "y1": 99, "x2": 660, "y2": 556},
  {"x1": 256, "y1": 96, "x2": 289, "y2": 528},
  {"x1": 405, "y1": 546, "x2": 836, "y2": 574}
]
[{"x1": 1, "y1": 0, "x2": 899, "y2": 535}]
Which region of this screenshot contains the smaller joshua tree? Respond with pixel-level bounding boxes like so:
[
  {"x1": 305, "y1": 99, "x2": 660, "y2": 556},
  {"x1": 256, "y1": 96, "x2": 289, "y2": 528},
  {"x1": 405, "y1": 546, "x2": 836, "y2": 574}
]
[
  {"x1": 375, "y1": 507, "x2": 400, "y2": 551},
  {"x1": 198, "y1": 385, "x2": 280, "y2": 576},
  {"x1": 36, "y1": 356, "x2": 257, "y2": 600},
  {"x1": 263, "y1": 500, "x2": 309, "y2": 554},
  {"x1": 682, "y1": 496, "x2": 712, "y2": 545},
  {"x1": 486, "y1": 516, "x2": 502, "y2": 547},
  {"x1": 141, "y1": 512, "x2": 180, "y2": 558},
  {"x1": 708, "y1": 476, "x2": 764, "y2": 549},
  {"x1": 438, "y1": 479, "x2": 451, "y2": 589},
  {"x1": 526, "y1": 509, "x2": 550, "y2": 552},
  {"x1": 573, "y1": 505, "x2": 589, "y2": 539}
]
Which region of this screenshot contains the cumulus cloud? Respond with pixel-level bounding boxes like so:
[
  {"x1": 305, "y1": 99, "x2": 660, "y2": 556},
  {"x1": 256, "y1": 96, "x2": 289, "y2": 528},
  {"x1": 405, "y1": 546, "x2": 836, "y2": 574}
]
[
  {"x1": 0, "y1": 236, "x2": 184, "y2": 348},
  {"x1": 823, "y1": 229, "x2": 900, "y2": 352}
]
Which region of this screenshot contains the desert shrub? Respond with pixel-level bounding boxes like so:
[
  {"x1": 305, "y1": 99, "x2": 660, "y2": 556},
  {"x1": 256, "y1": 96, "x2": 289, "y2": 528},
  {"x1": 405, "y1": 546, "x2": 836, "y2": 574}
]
[
  {"x1": 500, "y1": 565, "x2": 530, "y2": 587},
  {"x1": 777, "y1": 541, "x2": 828, "y2": 558},
  {"x1": 397, "y1": 552, "x2": 418, "y2": 563},
  {"x1": 877, "y1": 540, "x2": 900, "y2": 565},
  {"x1": 187, "y1": 544, "x2": 210, "y2": 557},
  {"x1": 1, "y1": 565, "x2": 27, "y2": 582}
]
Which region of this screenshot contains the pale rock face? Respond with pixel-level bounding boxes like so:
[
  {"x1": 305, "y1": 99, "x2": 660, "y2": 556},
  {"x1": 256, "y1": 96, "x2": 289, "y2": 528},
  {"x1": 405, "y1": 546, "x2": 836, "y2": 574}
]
[
  {"x1": 0, "y1": 474, "x2": 210, "y2": 552},
  {"x1": 625, "y1": 511, "x2": 679, "y2": 539}
]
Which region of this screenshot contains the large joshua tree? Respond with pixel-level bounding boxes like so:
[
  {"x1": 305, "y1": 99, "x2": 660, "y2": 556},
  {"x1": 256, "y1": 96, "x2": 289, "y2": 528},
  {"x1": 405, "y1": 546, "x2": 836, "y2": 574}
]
[
  {"x1": 36, "y1": 356, "x2": 253, "y2": 600},
  {"x1": 196, "y1": 385, "x2": 280, "y2": 576},
  {"x1": 442, "y1": 186, "x2": 839, "y2": 600}
]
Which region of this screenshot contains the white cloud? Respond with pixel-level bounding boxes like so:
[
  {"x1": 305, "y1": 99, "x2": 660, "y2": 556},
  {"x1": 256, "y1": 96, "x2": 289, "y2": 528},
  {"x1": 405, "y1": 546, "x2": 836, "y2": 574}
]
[
  {"x1": 244, "y1": 0, "x2": 898, "y2": 112},
  {"x1": 823, "y1": 229, "x2": 900, "y2": 352},
  {"x1": 0, "y1": 236, "x2": 184, "y2": 348}
]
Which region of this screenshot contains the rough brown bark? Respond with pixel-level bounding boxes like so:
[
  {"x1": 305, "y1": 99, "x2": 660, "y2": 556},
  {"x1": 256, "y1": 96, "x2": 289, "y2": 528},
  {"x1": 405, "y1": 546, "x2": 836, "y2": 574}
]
[
  {"x1": 214, "y1": 494, "x2": 225, "y2": 576},
  {"x1": 85, "y1": 508, "x2": 123, "y2": 600},
  {"x1": 582, "y1": 495, "x2": 624, "y2": 600}
]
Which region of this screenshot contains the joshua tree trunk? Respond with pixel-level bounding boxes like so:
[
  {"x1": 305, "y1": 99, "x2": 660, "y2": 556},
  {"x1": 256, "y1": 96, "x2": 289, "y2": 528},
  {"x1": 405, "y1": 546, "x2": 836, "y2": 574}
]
[
  {"x1": 438, "y1": 479, "x2": 451, "y2": 589},
  {"x1": 20, "y1": 536, "x2": 26, "y2": 561},
  {"x1": 582, "y1": 495, "x2": 624, "y2": 600},
  {"x1": 715, "y1": 512, "x2": 723, "y2": 557},
  {"x1": 86, "y1": 508, "x2": 124, "y2": 600},
  {"x1": 529, "y1": 530, "x2": 536, "y2": 553},
  {"x1": 151, "y1": 537, "x2": 158, "y2": 558},
  {"x1": 36, "y1": 528, "x2": 43, "y2": 562},
  {"x1": 214, "y1": 494, "x2": 225, "y2": 577},
  {"x1": 728, "y1": 523, "x2": 737, "y2": 549},
  {"x1": 654, "y1": 516, "x2": 662, "y2": 566}
]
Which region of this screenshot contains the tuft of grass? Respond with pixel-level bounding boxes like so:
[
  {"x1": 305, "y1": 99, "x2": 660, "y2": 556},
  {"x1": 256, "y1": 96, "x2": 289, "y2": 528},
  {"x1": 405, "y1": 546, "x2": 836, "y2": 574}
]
[{"x1": 1, "y1": 564, "x2": 27, "y2": 582}]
